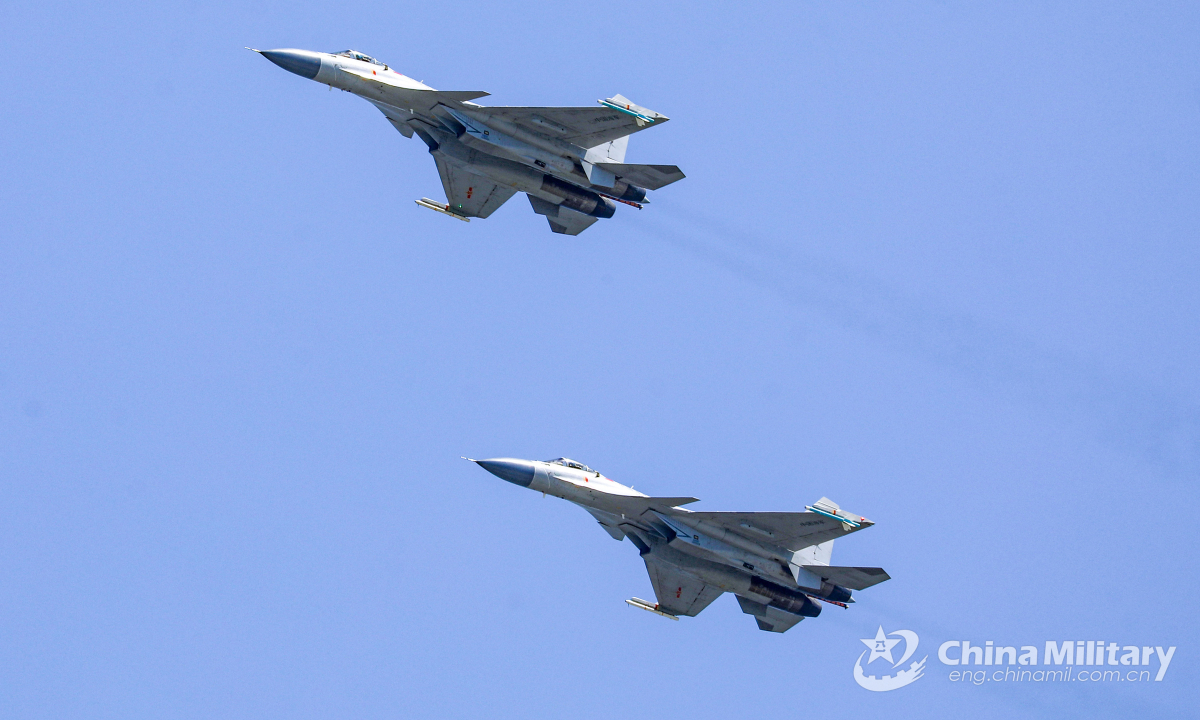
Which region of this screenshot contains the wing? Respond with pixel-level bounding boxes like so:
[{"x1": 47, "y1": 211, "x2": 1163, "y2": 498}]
[
  {"x1": 642, "y1": 557, "x2": 724, "y2": 617},
  {"x1": 670, "y1": 510, "x2": 872, "y2": 550},
  {"x1": 434, "y1": 159, "x2": 516, "y2": 218},
  {"x1": 801, "y1": 565, "x2": 891, "y2": 590},
  {"x1": 472, "y1": 94, "x2": 669, "y2": 149},
  {"x1": 526, "y1": 195, "x2": 598, "y2": 236}
]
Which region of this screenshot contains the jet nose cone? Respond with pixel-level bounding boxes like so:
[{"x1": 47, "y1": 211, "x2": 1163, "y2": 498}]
[
  {"x1": 474, "y1": 458, "x2": 536, "y2": 488},
  {"x1": 259, "y1": 49, "x2": 322, "y2": 80}
]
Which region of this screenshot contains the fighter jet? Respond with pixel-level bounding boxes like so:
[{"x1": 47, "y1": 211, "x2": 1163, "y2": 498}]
[
  {"x1": 470, "y1": 457, "x2": 890, "y2": 633},
  {"x1": 252, "y1": 48, "x2": 685, "y2": 235}
]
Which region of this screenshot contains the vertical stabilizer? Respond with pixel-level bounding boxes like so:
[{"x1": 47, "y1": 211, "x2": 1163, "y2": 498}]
[
  {"x1": 792, "y1": 539, "x2": 834, "y2": 567},
  {"x1": 590, "y1": 135, "x2": 629, "y2": 164},
  {"x1": 581, "y1": 135, "x2": 630, "y2": 189},
  {"x1": 796, "y1": 496, "x2": 841, "y2": 566}
]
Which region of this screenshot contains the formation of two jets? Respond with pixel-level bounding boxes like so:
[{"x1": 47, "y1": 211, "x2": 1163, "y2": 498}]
[{"x1": 255, "y1": 48, "x2": 889, "y2": 632}]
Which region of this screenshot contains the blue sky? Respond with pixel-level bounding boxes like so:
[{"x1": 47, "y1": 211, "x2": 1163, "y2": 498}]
[{"x1": 2, "y1": 1, "x2": 1197, "y2": 717}]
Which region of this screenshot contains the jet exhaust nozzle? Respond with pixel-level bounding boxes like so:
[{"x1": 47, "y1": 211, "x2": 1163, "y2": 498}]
[
  {"x1": 749, "y1": 577, "x2": 822, "y2": 618},
  {"x1": 540, "y1": 175, "x2": 616, "y2": 218},
  {"x1": 475, "y1": 458, "x2": 536, "y2": 488},
  {"x1": 588, "y1": 196, "x2": 617, "y2": 219},
  {"x1": 614, "y1": 182, "x2": 647, "y2": 204},
  {"x1": 821, "y1": 583, "x2": 853, "y2": 604},
  {"x1": 260, "y1": 49, "x2": 322, "y2": 80}
]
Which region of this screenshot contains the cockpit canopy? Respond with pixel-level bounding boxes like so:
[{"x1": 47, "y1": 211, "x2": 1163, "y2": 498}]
[
  {"x1": 333, "y1": 50, "x2": 386, "y2": 67},
  {"x1": 546, "y1": 457, "x2": 595, "y2": 474}
]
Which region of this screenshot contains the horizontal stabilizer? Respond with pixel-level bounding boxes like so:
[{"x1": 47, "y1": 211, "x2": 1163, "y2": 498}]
[
  {"x1": 736, "y1": 596, "x2": 805, "y2": 633},
  {"x1": 527, "y1": 195, "x2": 599, "y2": 235},
  {"x1": 595, "y1": 163, "x2": 685, "y2": 190},
  {"x1": 801, "y1": 565, "x2": 891, "y2": 591}
]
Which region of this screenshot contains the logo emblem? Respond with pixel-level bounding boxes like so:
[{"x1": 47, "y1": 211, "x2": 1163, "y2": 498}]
[{"x1": 853, "y1": 626, "x2": 927, "y2": 692}]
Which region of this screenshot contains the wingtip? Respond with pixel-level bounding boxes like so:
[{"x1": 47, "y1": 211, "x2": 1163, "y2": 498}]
[{"x1": 245, "y1": 47, "x2": 261, "y2": 53}]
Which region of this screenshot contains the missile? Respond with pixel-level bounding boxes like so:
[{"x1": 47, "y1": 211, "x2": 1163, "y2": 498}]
[
  {"x1": 414, "y1": 197, "x2": 469, "y2": 221},
  {"x1": 599, "y1": 98, "x2": 658, "y2": 126},
  {"x1": 805, "y1": 504, "x2": 861, "y2": 528},
  {"x1": 813, "y1": 596, "x2": 850, "y2": 609},
  {"x1": 625, "y1": 597, "x2": 679, "y2": 620}
]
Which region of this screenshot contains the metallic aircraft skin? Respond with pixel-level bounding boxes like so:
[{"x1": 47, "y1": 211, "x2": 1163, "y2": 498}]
[
  {"x1": 471, "y1": 457, "x2": 890, "y2": 633},
  {"x1": 252, "y1": 48, "x2": 685, "y2": 235}
]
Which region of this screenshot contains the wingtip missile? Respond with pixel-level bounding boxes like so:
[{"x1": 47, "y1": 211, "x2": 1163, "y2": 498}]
[
  {"x1": 415, "y1": 197, "x2": 470, "y2": 221},
  {"x1": 598, "y1": 96, "x2": 664, "y2": 124},
  {"x1": 805, "y1": 504, "x2": 863, "y2": 528},
  {"x1": 625, "y1": 597, "x2": 679, "y2": 620}
]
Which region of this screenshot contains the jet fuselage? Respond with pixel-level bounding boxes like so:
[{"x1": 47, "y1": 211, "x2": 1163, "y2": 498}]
[
  {"x1": 254, "y1": 48, "x2": 664, "y2": 229},
  {"x1": 472, "y1": 457, "x2": 887, "y2": 632}
]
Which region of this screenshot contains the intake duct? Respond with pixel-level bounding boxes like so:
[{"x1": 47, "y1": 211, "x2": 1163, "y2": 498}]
[
  {"x1": 540, "y1": 175, "x2": 616, "y2": 218},
  {"x1": 749, "y1": 577, "x2": 822, "y2": 618}
]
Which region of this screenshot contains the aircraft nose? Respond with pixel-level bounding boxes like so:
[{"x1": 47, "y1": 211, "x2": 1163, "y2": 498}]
[
  {"x1": 259, "y1": 49, "x2": 322, "y2": 80},
  {"x1": 474, "y1": 458, "x2": 536, "y2": 488}
]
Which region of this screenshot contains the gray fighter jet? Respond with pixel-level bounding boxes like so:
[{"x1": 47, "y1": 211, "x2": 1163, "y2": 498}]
[
  {"x1": 253, "y1": 48, "x2": 685, "y2": 235},
  {"x1": 471, "y1": 457, "x2": 890, "y2": 632}
]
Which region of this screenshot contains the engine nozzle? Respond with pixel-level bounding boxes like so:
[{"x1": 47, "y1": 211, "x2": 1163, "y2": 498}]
[{"x1": 749, "y1": 577, "x2": 822, "y2": 618}]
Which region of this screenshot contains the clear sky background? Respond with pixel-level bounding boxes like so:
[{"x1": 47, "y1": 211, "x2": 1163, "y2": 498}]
[{"x1": 2, "y1": 1, "x2": 1198, "y2": 717}]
